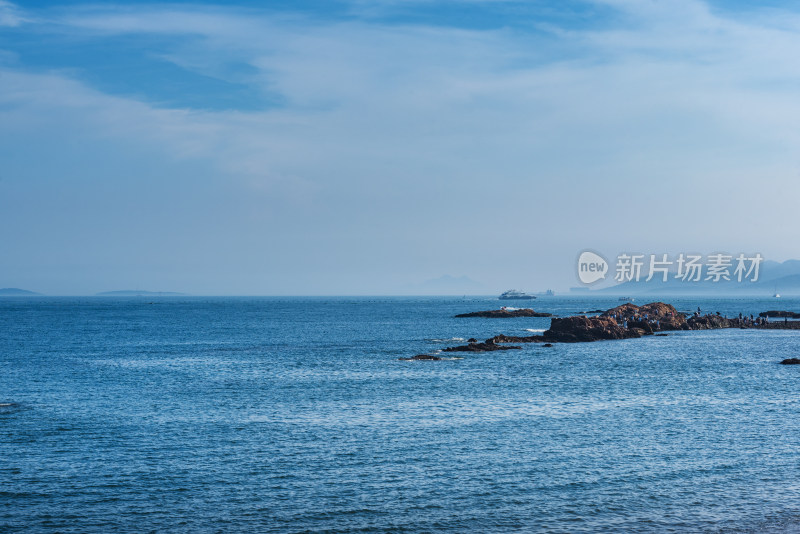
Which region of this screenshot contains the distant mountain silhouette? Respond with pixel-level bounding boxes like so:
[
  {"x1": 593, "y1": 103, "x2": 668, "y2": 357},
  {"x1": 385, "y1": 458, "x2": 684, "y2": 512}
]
[
  {"x1": 0, "y1": 288, "x2": 41, "y2": 296},
  {"x1": 96, "y1": 290, "x2": 186, "y2": 296},
  {"x1": 595, "y1": 259, "x2": 800, "y2": 296}
]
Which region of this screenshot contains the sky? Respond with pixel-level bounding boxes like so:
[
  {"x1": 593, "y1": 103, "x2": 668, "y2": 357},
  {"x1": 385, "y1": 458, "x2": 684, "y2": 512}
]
[{"x1": 1, "y1": 0, "x2": 799, "y2": 295}]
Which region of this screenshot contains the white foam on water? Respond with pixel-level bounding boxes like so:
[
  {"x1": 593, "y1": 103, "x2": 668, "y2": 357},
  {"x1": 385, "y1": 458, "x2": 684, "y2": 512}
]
[{"x1": 525, "y1": 328, "x2": 546, "y2": 333}]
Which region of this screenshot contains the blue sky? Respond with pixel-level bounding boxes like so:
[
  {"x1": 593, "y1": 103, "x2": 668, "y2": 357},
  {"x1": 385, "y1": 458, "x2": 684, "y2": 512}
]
[{"x1": 1, "y1": 0, "x2": 800, "y2": 295}]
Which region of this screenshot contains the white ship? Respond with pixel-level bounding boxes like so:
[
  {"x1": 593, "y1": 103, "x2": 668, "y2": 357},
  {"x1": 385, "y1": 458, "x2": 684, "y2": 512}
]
[{"x1": 499, "y1": 290, "x2": 536, "y2": 300}]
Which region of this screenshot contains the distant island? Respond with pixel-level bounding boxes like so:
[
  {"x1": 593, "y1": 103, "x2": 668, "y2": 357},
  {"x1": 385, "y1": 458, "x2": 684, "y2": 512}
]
[
  {"x1": 95, "y1": 290, "x2": 186, "y2": 297},
  {"x1": 0, "y1": 288, "x2": 41, "y2": 296}
]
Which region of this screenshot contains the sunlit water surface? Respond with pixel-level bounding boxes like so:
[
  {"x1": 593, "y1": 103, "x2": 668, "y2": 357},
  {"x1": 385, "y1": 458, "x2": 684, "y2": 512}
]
[{"x1": 2, "y1": 296, "x2": 800, "y2": 533}]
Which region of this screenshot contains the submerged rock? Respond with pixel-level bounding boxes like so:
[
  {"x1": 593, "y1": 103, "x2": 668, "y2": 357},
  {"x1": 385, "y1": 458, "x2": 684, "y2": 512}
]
[
  {"x1": 488, "y1": 334, "x2": 543, "y2": 344},
  {"x1": 455, "y1": 308, "x2": 552, "y2": 318},
  {"x1": 442, "y1": 340, "x2": 522, "y2": 352},
  {"x1": 399, "y1": 354, "x2": 443, "y2": 361}
]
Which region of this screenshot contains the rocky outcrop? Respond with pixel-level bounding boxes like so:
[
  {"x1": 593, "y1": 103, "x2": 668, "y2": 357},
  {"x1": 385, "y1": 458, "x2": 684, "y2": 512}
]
[
  {"x1": 486, "y1": 304, "x2": 685, "y2": 345},
  {"x1": 455, "y1": 309, "x2": 552, "y2": 318},
  {"x1": 601, "y1": 303, "x2": 640, "y2": 318},
  {"x1": 487, "y1": 302, "x2": 692, "y2": 345},
  {"x1": 626, "y1": 319, "x2": 653, "y2": 334},
  {"x1": 542, "y1": 315, "x2": 639, "y2": 343},
  {"x1": 687, "y1": 314, "x2": 732, "y2": 330},
  {"x1": 441, "y1": 340, "x2": 522, "y2": 352},
  {"x1": 779, "y1": 358, "x2": 800, "y2": 365},
  {"x1": 602, "y1": 302, "x2": 688, "y2": 330}
]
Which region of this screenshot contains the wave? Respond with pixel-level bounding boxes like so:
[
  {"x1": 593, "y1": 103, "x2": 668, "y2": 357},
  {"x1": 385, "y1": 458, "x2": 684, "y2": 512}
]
[
  {"x1": 426, "y1": 337, "x2": 466, "y2": 342},
  {"x1": 524, "y1": 328, "x2": 546, "y2": 333}
]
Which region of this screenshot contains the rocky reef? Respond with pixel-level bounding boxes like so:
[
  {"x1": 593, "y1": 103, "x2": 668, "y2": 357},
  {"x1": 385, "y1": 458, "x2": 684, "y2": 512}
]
[
  {"x1": 441, "y1": 339, "x2": 522, "y2": 352},
  {"x1": 444, "y1": 302, "x2": 688, "y2": 351},
  {"x1": 758, "y1": 321, "x2": 800, "y2": 330},
  {"x1": 760, "y1": 310, "x2": 800, "y2": 318},
  {"x1": 409, "y1": 301, "x2": 800, "y2": 360},
  {"x1": 543, "y1": 315, "x2": 639, "y2": 342},
  {"x1": 686, "y1": 314, "x2": 732, "y2": 330},
  {"x1": 455, "y1": 308, "x2": 552, "y2": 318}
]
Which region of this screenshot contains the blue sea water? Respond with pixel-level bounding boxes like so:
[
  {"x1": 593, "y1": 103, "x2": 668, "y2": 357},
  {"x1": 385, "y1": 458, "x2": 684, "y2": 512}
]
[{"x1": 2, "y1": 296, "x2": 800, "y2": 533}]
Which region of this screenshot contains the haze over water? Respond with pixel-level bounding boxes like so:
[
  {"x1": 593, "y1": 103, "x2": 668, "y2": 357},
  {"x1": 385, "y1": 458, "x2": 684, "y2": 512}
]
[{"x1": 3, "y1": 296, "x2": 800, "y2": 533}]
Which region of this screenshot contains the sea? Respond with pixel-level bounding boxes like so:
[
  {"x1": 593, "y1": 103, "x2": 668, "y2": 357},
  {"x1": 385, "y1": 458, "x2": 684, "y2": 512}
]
[{"x1": 2, "y1": 296, "x2": 800, "y2": 533}]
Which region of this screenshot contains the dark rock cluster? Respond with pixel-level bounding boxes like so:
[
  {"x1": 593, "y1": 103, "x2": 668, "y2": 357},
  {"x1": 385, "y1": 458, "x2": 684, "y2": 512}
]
[
  {"x1": 544, "y1": 315, "x2": 637, "y2": 342},
  {"x1": 687, "y1": 314, "x2": 732, "y2": 330},
  {"x1": 760, "y1": 310, "x2": 800, "y2": 318}
]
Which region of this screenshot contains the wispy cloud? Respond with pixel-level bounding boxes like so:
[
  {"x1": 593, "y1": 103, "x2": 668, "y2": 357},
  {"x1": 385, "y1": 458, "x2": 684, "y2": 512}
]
[{"x1": 0, "y1": 0, "x2": 25, "y2": 26}]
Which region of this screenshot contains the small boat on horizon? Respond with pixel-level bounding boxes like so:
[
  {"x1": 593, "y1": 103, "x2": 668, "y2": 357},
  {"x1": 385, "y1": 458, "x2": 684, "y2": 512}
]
[{"x1": 618, "y1": 296, "x2": 635, "y2": 302}]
